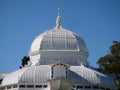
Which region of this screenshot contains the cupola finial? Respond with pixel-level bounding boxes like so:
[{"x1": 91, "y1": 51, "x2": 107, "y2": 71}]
[
  {"x1": 58, "y1": 8, "x2": 60, "y2": 16},
  {"x1": 55, "y1": 8, "x2": 62, "y2": 29}
]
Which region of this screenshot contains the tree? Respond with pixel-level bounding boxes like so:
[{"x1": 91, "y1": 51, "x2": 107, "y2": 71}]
[
  {"x1": 19, "y1": 56, "x2": 30, "y2": 68},
  {"x1": 0, "y1": 79, "x2": 3, "y2": 85},
  {"x1": 97, "y1": 41, "x2": 120, "y2": 89}
]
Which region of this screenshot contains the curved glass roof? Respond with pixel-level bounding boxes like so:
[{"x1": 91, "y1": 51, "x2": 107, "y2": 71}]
[{"x1": 30, "y1": 28, "x2": 88, "y2": 52}]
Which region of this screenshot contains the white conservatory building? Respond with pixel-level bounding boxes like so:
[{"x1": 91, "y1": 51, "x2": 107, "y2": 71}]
[{"x1": 0, "y1": 10, "x2": 116, "y2": 90}]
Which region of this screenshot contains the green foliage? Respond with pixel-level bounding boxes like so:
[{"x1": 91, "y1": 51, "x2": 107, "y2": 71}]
[
  {"x1": 97, "y1": 41, "x2": 120, "y2": 89},
  {"x1": 0, "y1": 79, "x2": 3, "y2": 84},
  {"x1": 20, "y1": 56, "x2": 30, "y2": 68}
]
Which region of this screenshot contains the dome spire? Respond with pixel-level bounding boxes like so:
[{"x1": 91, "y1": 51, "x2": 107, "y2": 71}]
[{"x1": 55, "y1": 8, "x2": 62, "y2": 29}]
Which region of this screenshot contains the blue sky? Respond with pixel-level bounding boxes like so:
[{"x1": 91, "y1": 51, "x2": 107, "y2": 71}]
[{"x1": 0, "y1": 0, "x2": 120, "y2": 72}]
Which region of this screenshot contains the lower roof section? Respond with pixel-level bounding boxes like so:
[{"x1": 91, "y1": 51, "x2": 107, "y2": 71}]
[
  {"x1": 0, "y1": 64, "x2": 116, "y2": 89},
  {"x1": 69, "y1": 65, "x2": 116, "y2": 88}
]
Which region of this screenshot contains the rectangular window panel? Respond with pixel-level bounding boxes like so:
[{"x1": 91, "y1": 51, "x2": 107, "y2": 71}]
[
  {"x1": 85, "y1": 86, "x2": 91, "y2": 89},
  {"x1": 13, "y1": 85, "x2": 18, "y2": 88},
  {"x1": 27, "y1": 85, "x2": 34, "y2": 88},
  {"x1": 35, "y1": 85, "x2": 42, "y2": 88},
  {"x1": 19, "y1": 85, "x2": 26, "y2": 88},
  {"x1": 93, "y1": 86, "x2": 99, "y2": 89},
  {"x1": 77, "y1": 86, "x2": 83, "y2": 89},
  {"x1": 7, "y1": 86, "x2": 11, "y2": 89},
  {"x1": 43, "y1": 85, "x2": 47, "y2": 88}
]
